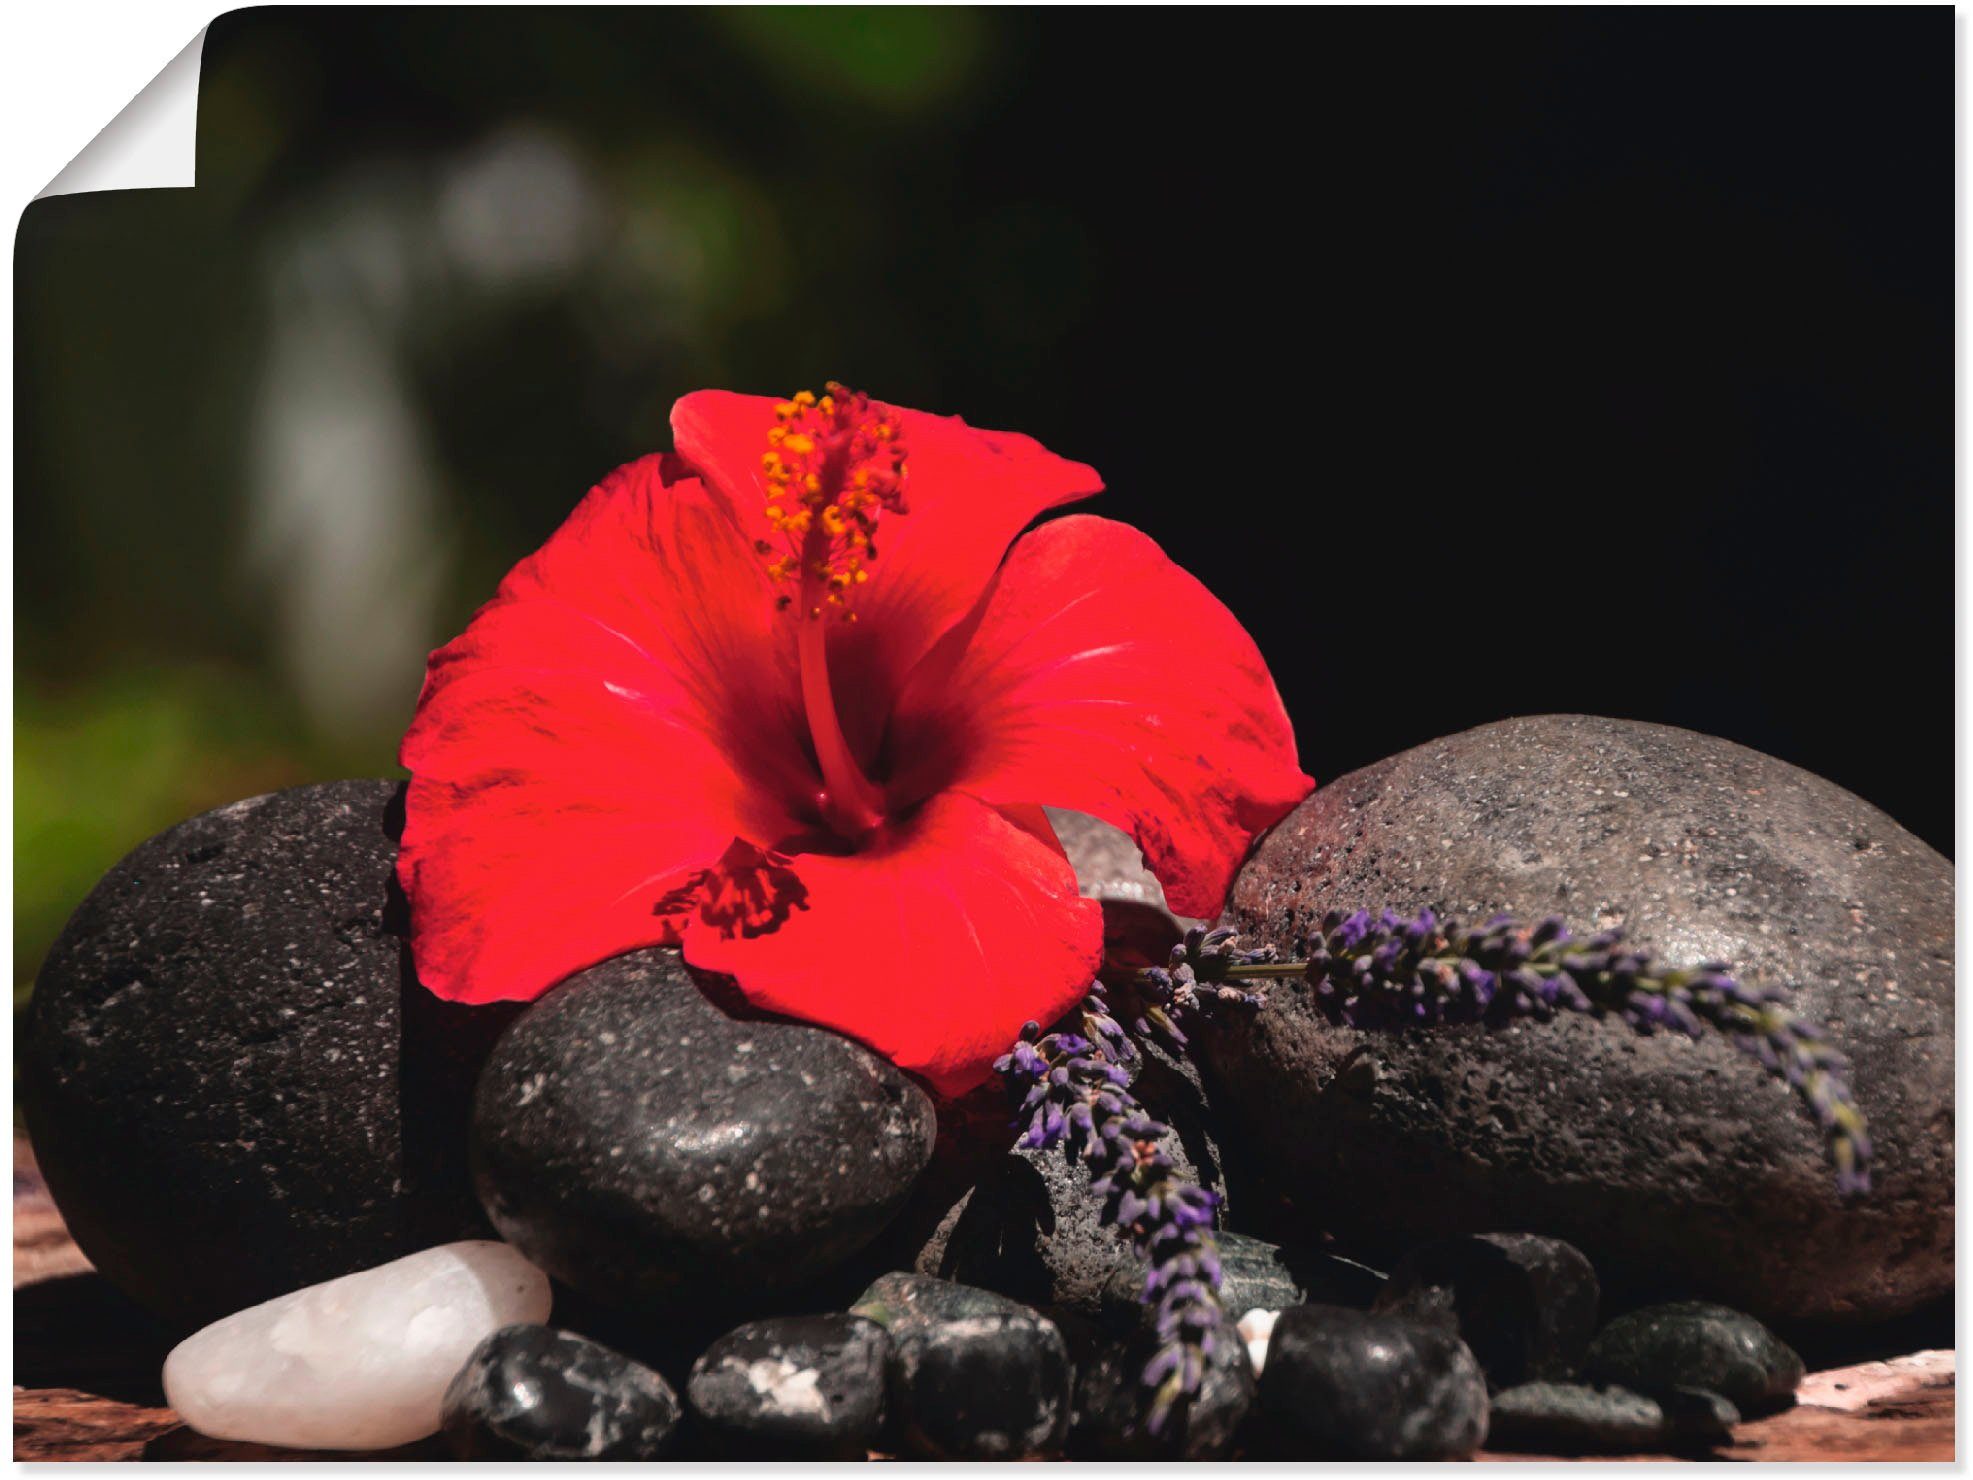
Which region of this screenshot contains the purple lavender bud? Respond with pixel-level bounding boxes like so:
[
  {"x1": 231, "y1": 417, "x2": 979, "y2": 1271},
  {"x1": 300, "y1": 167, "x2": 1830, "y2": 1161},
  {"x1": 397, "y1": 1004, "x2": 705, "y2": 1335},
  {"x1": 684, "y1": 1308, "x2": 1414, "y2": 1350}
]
[
  {"x1": 1531, "y1": 915, "x2": 1570, "y2": 947},
  {"x1": 1141, "y1": 1345, "x2": 1182, "y2": 1387}
]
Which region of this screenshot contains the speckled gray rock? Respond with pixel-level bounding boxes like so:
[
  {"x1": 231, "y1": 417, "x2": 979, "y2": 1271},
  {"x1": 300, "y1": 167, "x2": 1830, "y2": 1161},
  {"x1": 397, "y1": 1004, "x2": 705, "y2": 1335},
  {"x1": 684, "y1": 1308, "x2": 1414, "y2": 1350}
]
[
  {"x1": 1205, "y1": 716, "x2": 1953, "y2": 1323},
  {"x1": 1488, "y1": 1380, "x2": 1738, "y2": 1454},
  {"x1": 471, "y1": 949, "x2": 936, "y2": 1316},
  {"x1": 442, "y1": 1324, "x2": 680, "y2": 1460},
  {"x1": 686, "y1": 1314, "x2": 890, "y2": 1458},
  {"x1": 1215, "y1": 1232, "x2": 1383, "y2": 1317},
  {"x1": 1583, "y1": 1302, "x2": 1803, "y2": 1415},
  {"x1": 1256, "y1": 1304, "x2": 1489, "y2": 1459},
  {"x1": 850, "y1": 1272, "x2": 1030, "y2": 1333},
  {"x1": 909, "y1": 1097, "x2": 1211, "y2": 1316},
  {"x1": 1099, "y1": 1230, "x2": 1382, "y2": 1334},
  {"x1": 1374, "y1": 1234, "x2": 1599, "y2": 1389},
  {"x1": 21, "y1": 781, "x2": 508, "y2": 1329}
]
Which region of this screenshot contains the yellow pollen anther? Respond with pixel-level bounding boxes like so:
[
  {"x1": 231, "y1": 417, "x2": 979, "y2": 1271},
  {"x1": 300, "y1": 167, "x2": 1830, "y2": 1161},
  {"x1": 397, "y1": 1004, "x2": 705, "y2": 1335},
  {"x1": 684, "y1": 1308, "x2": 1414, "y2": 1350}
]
[{"x1": 755, "y1": 382, "x2": 909, "y2": 620}]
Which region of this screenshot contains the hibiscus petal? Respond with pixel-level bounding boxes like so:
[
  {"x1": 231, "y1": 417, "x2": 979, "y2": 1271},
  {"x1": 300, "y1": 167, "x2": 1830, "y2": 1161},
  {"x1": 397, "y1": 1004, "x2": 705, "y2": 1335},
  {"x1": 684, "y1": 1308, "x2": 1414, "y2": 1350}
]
[
  {"x1": 885, "y1": 514, "x2": 1314, "y2": 921},
  {"x1": 679, "y1": 791, "x2": 1104, "y2": 1097},
  {"x1": 399, "y1": 454, "x2": 812, "y2": 1004},
  {"x1": 670, "y1": 390, "x2": 1103, "y2": 756}
]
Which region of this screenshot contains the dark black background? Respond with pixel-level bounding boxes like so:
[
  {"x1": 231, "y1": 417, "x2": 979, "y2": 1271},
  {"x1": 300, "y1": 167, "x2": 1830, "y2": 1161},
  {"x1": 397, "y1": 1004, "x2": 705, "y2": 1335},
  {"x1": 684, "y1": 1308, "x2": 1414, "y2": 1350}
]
[{"x1": 20, "y1": 6, "x2": 1953, "y2": 904}]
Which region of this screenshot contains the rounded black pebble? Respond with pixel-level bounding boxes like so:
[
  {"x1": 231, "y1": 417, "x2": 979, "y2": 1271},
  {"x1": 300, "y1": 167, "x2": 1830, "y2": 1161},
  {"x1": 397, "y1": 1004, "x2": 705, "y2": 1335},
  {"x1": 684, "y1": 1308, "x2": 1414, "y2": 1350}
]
[
  {"x1": 21, "y1": 781, "x2": 512, "y2": 1329},
  {"x1": 1488, "y1": 1381, "x2": 1668, "y2": 1453},
  {"x1": 1487, "y1": 1380, "x2": 1739, "y2": 1455},
  {"x1": 1374, "y1": 1232, "x2": 1600, "y2": 1388},
  {"x1": 471, "y1": 949, "x2": 936, "y2": 1317},
  {"x1": 1257, "y1": 1304, "x2": 1489, "y2": 1460},
  {"x1": 441, "y1": 1324, "x2": 681, "y2": 1460},
  {"x1": 854, "y1": 1276, "x2": 1072, "y2": 1460},
  {"x1": 1583, "y1": 1302, "x2": 1803, "y2": 1416},
  {"x1": 1070, "y1": 1309, "x2": 1255, "y2": 1460},
  {"x1": 1659, "y1": 1385, "x2": 1742, "y2": 1445},
  {"x1": 686, "y1": 1314, "x2": 890, "y2": 1458}
]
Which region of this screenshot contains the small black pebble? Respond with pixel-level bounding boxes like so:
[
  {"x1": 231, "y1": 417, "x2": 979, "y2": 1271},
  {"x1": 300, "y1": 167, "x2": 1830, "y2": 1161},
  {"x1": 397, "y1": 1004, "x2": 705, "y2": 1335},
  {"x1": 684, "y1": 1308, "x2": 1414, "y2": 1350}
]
[
  {"x1": 1583, "y1": 1302, "x2": 1802, "y2": 1415},
  {"x1": 686, "y1": 1313, "x2": 890, "y2": 1459},
  {"x1": 441, "y1": 1324, "x2": 680, "y2": 1460},
  {"x1": 1070, "y1": 1308, "x2": 1254, "y2": 1460},
  {"x1": 1488, "y1": 1380, "x2": 1740, "y2": 1455},
  {"x1": 1257, "y1": 1304, "x2": 1489, "y2": 1460},
  {"x1": 1374, "y1": 1232, "x2": 1600, "y2": 1388}
]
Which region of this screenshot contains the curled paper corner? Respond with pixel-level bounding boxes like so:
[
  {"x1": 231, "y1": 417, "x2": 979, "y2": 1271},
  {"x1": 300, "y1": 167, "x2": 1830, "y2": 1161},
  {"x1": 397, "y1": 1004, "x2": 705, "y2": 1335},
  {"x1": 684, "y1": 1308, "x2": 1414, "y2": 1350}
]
[{"x1": 38, "y1": 28, "x2": 207, "y2": 199}]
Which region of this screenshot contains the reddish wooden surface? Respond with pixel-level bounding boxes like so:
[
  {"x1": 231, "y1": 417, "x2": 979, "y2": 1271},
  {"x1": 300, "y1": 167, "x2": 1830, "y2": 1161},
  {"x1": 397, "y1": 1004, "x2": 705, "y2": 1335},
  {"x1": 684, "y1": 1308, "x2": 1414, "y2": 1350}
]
[{"x1": 12, "y1": 1131, "x2": 1955, "y2": 1462}]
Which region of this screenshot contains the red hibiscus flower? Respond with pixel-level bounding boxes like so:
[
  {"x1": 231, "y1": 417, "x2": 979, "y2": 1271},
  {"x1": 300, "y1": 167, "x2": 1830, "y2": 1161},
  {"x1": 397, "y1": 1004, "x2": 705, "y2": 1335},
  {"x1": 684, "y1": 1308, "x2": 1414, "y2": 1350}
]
[{"x1": 398, "y1": 385, "x2": 1312, "y2": 1095}]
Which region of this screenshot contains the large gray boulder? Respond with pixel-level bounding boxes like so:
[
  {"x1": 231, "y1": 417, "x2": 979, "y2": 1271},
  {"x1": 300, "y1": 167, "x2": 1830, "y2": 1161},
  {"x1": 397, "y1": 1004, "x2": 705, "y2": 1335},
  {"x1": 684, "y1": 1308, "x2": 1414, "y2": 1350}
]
[{"x1": 1202, "y1": 715, "x2": 1952, "y2": 1323}]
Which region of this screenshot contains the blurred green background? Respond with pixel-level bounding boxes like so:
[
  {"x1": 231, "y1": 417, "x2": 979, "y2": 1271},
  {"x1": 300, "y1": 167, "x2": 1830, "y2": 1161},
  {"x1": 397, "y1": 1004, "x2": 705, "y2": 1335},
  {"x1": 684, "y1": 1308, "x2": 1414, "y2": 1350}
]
[{"x1": 16, "y1": 9, "x2": 1950, "y2": 1015}]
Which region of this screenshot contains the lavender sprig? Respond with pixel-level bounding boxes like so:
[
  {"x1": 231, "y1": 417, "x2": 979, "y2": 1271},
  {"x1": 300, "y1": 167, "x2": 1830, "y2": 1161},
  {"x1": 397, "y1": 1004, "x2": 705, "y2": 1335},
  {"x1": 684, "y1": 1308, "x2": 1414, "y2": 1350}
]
[
  {"x1": 1284, "y1": 908, "x2": 1873, "y2": 1196},
  {"x1": 1132, "y1": 925, "x2": 1278, "y2": 1050},
  {"x1": 992, "y1": 986, "x2": 1228, "y2": 1437}
]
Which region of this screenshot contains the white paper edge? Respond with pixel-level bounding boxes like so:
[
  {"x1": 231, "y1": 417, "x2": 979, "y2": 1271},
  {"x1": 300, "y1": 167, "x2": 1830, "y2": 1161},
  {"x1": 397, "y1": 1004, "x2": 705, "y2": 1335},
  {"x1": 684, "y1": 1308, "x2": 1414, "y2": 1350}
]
[{"x1": 36, "y1": 27, "x2": 205, "y2": 199}]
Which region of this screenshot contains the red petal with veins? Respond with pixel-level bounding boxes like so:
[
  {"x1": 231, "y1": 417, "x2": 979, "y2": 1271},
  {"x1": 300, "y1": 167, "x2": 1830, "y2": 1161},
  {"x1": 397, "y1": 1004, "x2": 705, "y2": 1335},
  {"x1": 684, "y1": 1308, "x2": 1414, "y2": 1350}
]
[
  {"x1": 886, "y1": 514, "x2": 1315, "y2": 921},
  {"x1": 680, "y1": 791, "x2": 1104, "y2": 1097},
  {"x1": 670, "y1": 390, "x2": 1103, "y2": 758},
  {"x1": 399, "y1": 454, "x2": 814, "y2": 1004}
]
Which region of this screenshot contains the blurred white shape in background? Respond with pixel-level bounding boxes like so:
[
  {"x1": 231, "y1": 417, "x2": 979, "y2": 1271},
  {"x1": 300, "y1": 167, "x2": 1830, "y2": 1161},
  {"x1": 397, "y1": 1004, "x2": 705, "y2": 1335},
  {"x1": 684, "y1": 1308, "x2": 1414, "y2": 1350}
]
[
  {"x1": 439, "y1": 126, "x2": 599, "y2": 289},
  {"x1": 247, "y1": 216, "x2": 450, "y2": 745},
  {"x1": 246, "y1": 128, "x2": 599, "y2": 745}
]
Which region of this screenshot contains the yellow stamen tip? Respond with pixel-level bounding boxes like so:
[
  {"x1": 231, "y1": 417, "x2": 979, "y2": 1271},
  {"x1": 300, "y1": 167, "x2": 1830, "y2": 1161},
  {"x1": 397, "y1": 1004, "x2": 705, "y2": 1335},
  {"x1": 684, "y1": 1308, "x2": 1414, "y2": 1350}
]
[{"x1": 756, "y1": 382, "x2": 909, "y2": 617}]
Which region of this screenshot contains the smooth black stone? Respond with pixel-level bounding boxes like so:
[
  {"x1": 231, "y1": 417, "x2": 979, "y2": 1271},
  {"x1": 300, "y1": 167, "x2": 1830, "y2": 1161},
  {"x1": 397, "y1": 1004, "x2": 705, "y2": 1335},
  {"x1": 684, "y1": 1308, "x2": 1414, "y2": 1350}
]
[
  {"x1": 472, "y1": 949, "x2": 936, "y2": 1317},
  {"x1": 852, "y1": 1275, "x2": 1072, "y2": 1459},
  {"x1": 1070, "y1": 1310, "x2": 1255, "y2": 1460},
  {"x1": 442, "y1": 1324, "x2": 680, "y2": 1460},
  {"x1": 1488, "y1": 1381, "x2": 1666, "y2": 1453},
  {"x1": 1205, "y1": 716, "x2": 1953, "y2": 1323},
  {"x1": 686, "y1": 1314, "x2": 890, "y2": 1459},
  {"x1": 1487, "y1": 1380, "x2": 1739, "y2": 1454},
  {"x1": 1659, "y1": 1385, "x2": 1743, "y2": 1443},
  {"x1": 885, "y1": 1306, "x2": 1074, "y2": 1460},
  {"x1": 1583, "y1": 1302, "x2": 1804, "y2": 1416},
  {"x1": 1375, "y1": 1233, "x2": 1600, "y2": 1388},
  {"x1": 21, "y1": 781, "x2": 510, "y2": 1329},
  {"x1": 1256, "y1": 1304, "x2": 1489, "y2": 1460}
]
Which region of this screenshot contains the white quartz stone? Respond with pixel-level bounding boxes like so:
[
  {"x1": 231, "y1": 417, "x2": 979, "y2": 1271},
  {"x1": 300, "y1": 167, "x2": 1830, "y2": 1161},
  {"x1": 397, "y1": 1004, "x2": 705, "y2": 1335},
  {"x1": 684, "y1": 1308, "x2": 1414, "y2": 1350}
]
[
  {"x1": 162, "y1": 1240, "x2": 552, "y2": 1451},
  {"x1": 1237, "y1": 1307, "x2": 1279, "y2": 1377}
]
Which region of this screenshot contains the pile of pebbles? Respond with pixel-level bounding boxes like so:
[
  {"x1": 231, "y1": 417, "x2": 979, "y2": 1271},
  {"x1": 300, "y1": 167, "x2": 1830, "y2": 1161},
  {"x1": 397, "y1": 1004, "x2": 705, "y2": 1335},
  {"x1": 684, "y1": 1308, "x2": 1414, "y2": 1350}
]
[
  {"x1": 20, "y1": 714, "x2": 1949, "y2": 1458},
  {"x1": 157, "y1": 1235, "x2": 1809, "y2": 1460}
]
